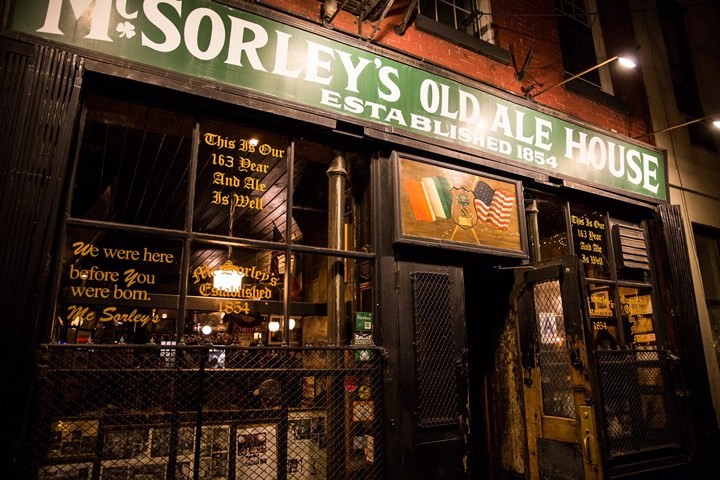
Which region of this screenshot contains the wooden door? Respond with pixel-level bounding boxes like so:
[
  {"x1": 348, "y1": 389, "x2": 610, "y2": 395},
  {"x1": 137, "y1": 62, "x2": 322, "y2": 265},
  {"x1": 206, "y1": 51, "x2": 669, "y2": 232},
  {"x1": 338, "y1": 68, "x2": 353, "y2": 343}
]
[{"x1": 516, "y1": 255, "x2": 602, "y2": 480}]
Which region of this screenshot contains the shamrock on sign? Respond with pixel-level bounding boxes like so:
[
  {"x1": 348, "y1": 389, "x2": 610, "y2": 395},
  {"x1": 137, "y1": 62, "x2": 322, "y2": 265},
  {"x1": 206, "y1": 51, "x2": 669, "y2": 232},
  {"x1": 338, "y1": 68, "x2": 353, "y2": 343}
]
[{"x1": 116, "y1": 21, "x2": 136, "y2": 39}]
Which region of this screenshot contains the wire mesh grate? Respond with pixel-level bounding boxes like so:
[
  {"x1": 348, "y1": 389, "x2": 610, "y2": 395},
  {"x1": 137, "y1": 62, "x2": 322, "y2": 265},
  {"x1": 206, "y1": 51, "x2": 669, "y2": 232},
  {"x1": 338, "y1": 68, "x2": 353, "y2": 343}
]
[
  {"x1": 25, "y1": 345, "x2": 384, "y2": 480},
  {"x1": 594, "y1": 349, "x2": 683, "y2": 459},
  {"x1": 533, "y1": 279, "x2": 576, "y2": 419},
  {"x1": 411, "y1": 272, "x2": 459, "y2": 428}
]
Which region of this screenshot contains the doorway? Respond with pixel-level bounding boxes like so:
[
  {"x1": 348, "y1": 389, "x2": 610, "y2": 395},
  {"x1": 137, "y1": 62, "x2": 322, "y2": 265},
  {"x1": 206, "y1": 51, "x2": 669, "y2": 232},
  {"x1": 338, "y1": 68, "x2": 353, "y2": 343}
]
[{"x1": 394, "y1": 251, "x2": 516, "y2": 479}]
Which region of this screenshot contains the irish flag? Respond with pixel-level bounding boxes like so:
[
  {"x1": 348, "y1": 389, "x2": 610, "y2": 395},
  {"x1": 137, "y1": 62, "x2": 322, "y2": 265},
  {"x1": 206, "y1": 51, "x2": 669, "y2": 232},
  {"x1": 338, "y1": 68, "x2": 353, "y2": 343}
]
[{"x1": 403, "y1": 176, "x2": 453, "y2": 222}]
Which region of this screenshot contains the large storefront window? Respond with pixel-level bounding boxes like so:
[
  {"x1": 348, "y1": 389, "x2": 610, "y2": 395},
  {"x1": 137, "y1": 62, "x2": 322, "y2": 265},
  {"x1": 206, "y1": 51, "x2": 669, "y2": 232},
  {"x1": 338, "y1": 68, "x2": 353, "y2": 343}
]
[
  {"x1": 531, "y1": 192, "x2": 659, "y2": 350},
  {"x1": 53, "y1": 88, "x2": 373, "y2": 346}
]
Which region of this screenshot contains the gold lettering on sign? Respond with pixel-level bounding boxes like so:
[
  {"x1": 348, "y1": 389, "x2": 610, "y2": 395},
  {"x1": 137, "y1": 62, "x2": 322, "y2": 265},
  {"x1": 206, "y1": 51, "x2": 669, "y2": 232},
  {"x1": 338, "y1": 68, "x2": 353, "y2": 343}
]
[
  {"x1": 192, "y1": 263, "x2": 279, "y2": 286},
  {"x1": 629, "y1": 315, "x2": 654, "y2": 334},
  {"x1": 243, "y1": 177, "x2": 266, "y2": 191},
  {"x1": 571, "y1": 214, "x2": 606, "y2": 267},
  {"x1": 258, "y1": 143, "x2": 285, "y2": 158},
  {"x1": 218, "y1": 300, "x2": 250, "y2": 315},
  {"x1": 72, "y1": 241, "x2": 99, "y2": 257},
  {"x1": 213, "y1": 171, "x2": 242, "y2": 187},
  {"x1": 621, "y1": 294, "x2": 652, "y2": 315},
  {"x1": 202, "y1": 130, "x2": 287, "y2": 218},
  {"x1": 233, "y1": 193, "x2": 264, "y2": 210},
  {"x1": 211, "y1": 153, "x2": 235, "y2": 168},
  {"x1": 192, "y1": 262, "x2": 279, "y2": 302},
  {"x1": 238, "y1": 157, "x2": 269, "y2": 173},
  {"x1": 589, "y1": 292, "x2": 614, "y2": 317},
  {"x1": 238, "y1": 138, "x2": 256, "y2": 152},
  {"x1": 204, "y1": 133, "x2": 236, "y2": 150},
  {"x1": 67, "y1": 305, "x2": 96, "y2": 323},
  {"x1": 142, "y1": 248, "x2": 174, "y2": 263},
  {"x1": 99, "y1": 307, "x2": 157, "y2": 327},
  {"x1": 65, "y1": 242, "x2": 176, "y2": 324},
  {"x1": 199, "y1": 284, "x2": 273, "y2": 299}
]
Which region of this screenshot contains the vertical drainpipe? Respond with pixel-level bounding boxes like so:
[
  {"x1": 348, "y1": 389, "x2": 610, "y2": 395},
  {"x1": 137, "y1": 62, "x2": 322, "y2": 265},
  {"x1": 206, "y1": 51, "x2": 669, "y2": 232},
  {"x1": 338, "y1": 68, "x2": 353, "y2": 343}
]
[
  {"x1": 527, "y1": 199, "x2": 541, "y2": 262},
  {"x1": 327, "y1": 154, "x2": 347, "y2": 345},
  {"x1": 327, "y1": 154, "x2": 347, "y2": 480}
]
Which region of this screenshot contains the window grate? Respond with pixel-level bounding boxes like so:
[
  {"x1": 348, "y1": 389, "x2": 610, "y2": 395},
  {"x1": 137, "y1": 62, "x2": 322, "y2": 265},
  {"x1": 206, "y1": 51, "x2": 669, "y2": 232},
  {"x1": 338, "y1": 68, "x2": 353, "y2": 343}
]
[
  {"x1": 595, "y1": 350, "x2": 683, "y2": 459},
  {"x1": 534, "y1": 279, "x2": 576, "y2": 419},
  {"x1": 25, "y1": 345, "x2": 384, "y2": 480},
  {"x1": 411, "y1": 272, "x2": 459, "y2": 428}
]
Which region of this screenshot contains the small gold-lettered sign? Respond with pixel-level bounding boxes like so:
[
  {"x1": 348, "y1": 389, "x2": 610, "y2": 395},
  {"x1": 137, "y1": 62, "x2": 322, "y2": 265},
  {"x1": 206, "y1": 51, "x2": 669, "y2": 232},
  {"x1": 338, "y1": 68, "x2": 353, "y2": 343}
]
[{"x1": 396, "y1": 157, "x2": 524, "y2": 254}]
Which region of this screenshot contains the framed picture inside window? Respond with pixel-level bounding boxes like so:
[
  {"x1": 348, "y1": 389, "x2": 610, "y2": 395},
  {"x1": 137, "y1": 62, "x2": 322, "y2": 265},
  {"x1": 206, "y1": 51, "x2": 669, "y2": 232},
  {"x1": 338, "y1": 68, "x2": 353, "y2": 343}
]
[
  {"x1": 236, "y1": 424, "x2": 277, "y2": 479},
  {"x1": 38, "y1": 462, "x2": 93, "y2": 480}
]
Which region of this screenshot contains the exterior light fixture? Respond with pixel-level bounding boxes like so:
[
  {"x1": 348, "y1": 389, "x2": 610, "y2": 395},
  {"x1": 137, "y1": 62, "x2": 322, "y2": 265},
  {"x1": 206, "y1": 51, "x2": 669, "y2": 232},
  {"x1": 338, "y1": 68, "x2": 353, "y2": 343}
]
[
  {"x1": 634, "y1": 113, "x2": 720, "y2": 139},
  {"x1": 617, "y1": 55, "x2": 636, "y2": 69},
  {"x1": 527, "y1": 45, "x2": 639, "y2": 100},
  {"x1": 213, "y1": 260, "x2": 245, "y2": 292}
]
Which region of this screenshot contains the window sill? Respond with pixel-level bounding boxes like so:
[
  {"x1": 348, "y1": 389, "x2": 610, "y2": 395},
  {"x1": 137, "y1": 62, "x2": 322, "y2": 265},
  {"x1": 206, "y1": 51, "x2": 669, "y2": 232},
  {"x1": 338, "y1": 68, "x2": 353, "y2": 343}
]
[{"x1": 414, "y1": 14, "x2": 511, "y2": 66}]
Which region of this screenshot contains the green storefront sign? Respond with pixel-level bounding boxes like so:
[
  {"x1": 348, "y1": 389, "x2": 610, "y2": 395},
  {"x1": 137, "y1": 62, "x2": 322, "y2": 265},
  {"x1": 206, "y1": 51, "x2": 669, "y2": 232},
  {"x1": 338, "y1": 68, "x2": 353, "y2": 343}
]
[{"x1": 10, "y1": 0, "x2": 666, "y2": 201}]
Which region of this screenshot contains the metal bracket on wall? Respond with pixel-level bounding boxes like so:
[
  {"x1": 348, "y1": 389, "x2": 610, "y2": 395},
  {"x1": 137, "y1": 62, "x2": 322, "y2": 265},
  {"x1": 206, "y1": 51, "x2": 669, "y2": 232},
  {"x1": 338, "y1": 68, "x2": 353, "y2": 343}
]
[
  {"x1": 394, "y1": 0, "x2": 418, "y2": 36},
  {"x1": 321, "y1": 0, "x2": 396, "y2": 43}
]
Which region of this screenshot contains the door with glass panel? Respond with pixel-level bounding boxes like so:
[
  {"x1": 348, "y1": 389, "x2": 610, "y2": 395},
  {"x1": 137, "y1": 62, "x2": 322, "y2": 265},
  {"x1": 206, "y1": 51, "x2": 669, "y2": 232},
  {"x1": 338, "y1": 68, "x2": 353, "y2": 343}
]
[{"x1": 516, "y1": 255, "x2": 602, "y2": 480}]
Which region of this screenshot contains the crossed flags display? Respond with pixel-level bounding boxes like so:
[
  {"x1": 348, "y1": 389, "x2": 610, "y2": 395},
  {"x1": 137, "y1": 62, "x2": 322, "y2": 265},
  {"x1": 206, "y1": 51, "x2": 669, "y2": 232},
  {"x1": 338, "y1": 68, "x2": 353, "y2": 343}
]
[{"x1": 404, "y1": 176, "x2": 514, "y2": 230}]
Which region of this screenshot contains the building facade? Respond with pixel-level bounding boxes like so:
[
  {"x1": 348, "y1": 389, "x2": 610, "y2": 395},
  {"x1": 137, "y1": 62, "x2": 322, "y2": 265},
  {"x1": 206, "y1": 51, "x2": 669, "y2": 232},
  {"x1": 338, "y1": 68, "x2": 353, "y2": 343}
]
[
  {"x1": 631, "y1": 0, "x2": 720, "y2": 430},
  {"x1": 0, "y1": 1, "x2": 718, "y2": 479}
]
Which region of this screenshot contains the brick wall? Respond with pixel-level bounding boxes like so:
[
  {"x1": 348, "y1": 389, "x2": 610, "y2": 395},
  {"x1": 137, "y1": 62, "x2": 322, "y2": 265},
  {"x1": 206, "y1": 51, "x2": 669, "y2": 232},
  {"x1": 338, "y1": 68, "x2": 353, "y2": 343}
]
[{"x1": 258, "y1": 0, "x2": 652, "y2": 140}]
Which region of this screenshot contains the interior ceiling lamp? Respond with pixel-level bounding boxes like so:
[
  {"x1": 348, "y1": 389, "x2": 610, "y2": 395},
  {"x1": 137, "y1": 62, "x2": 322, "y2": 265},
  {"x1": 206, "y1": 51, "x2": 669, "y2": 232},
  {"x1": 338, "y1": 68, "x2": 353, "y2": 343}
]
[
  {"x1": 527, "y1": 45, "x2": 639, "y2": 100},
  {"x1": 634, "y1": 113, "x2": 720, "y2": 139},
  {"x1": 213, "y1": 260, "x2": 244, "y2": 292},
  {"x1": 213, "y1": 201, "x2": 245, "y2": 293}
]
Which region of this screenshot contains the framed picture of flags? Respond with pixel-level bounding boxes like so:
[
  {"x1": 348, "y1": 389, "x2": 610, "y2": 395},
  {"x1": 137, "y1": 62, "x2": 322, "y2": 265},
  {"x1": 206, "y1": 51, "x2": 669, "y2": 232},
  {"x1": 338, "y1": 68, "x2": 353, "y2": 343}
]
[{"x1": 394, "y1": 155, "x2": 527, "y2": 256}]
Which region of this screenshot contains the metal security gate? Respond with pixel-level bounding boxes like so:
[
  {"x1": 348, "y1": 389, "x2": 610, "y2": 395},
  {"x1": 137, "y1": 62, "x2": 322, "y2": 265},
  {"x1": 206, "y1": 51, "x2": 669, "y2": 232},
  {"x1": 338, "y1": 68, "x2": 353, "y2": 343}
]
[
  {"x1": 411, "y1": 271, "x2": 463, "y2": 429},
  {"x1": 594, "y1": 350, "x2": 683, "y2": 459},
  {"x1": 0, "y1": 40, "x2": 84, "y2": 478},
  {"x1": 24, "y1": 345, "x2": 384, "y2": 480}
]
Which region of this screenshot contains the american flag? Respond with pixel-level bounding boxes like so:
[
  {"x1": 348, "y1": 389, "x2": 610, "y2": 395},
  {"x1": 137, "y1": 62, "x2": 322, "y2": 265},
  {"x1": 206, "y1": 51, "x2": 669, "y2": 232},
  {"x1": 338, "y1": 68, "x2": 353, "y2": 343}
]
[{"x1": 473, "y1": 181, "x2": 514, "y2": 230}]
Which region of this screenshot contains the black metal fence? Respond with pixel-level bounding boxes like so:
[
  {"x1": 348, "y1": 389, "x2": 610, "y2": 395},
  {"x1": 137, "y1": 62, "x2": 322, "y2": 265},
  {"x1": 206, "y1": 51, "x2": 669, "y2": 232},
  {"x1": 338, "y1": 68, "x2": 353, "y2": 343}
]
[
  {"x1": 594, "y1": 349, "x2": 684, "y2": 460},
  {"x1": 25, "y1": 344, "x2": 384, "y2": 480}
]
